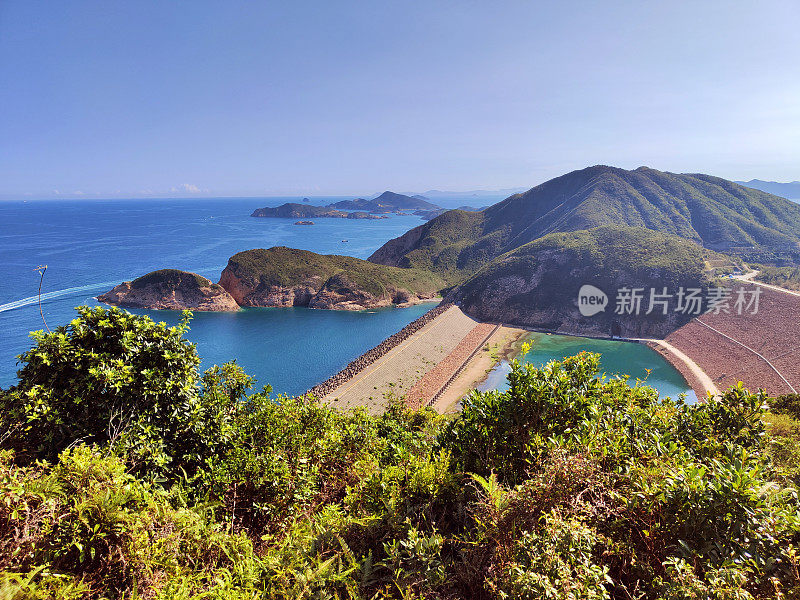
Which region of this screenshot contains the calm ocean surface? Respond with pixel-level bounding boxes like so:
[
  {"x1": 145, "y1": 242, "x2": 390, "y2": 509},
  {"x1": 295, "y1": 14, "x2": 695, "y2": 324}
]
[
  {"x1": 480, "y1": 332, "x2": 696, "y2": 403},
  {"x1": 0, "y1": 197, "x2": 445, "y2": 393},
  {"x1": 0, "y1": 196, "x2": 692, "y2": 399}
]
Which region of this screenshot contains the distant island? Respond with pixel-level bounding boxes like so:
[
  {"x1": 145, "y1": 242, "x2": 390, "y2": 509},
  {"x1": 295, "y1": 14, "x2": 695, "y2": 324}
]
[
  {"x1": 251, "y1": 203, "x2": 388, "y2": 219},
  {"x1": 251, "y1": 191, "x2": 442, "y2": 220},
  {"x1": 294, "y1": 220, "x2": 314, "y2": 225},
  {"x1": 736, "y1": 179, "x2": 800, "y2": 201},
  {"x1": 328, "y1": 191, "x2": 440, "y2": 213}
]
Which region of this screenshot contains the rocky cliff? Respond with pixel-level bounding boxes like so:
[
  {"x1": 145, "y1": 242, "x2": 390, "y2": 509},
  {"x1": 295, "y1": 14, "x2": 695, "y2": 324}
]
[{"x1": 98, "y1": 270, "x2": 239, "y2": 312}]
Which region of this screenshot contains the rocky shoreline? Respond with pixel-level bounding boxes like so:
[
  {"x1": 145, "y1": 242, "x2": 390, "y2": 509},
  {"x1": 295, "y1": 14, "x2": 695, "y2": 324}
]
[
  {"x1": 305, "y1": 302, "x2": 451, "y2": 399},
  {"x1": 98, "y1": 270, "x2": 240, "y2": 312}
]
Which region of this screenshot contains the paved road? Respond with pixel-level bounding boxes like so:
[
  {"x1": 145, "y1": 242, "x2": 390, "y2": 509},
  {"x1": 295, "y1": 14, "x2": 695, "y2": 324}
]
[
  {"x1": 324, "y1": 305, "x2": 479, "y2": 413},
  {"x1": 635, "y1": 337, "x2": 720, "y2": 397},
  {"x1": 732, "y1": 270, "x2": 800, "y2": 298}
]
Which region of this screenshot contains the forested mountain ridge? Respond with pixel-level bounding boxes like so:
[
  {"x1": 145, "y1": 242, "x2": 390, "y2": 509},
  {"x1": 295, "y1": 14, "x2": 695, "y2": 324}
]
[{"x1": 369, "y1": 165, "x2": 800, "y2": 281}]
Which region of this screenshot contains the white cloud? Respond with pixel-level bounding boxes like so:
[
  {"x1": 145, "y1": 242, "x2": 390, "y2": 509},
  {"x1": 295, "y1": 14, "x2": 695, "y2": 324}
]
[{"x1": 170, "y1": 183, "x2": 203, "y2": 194}]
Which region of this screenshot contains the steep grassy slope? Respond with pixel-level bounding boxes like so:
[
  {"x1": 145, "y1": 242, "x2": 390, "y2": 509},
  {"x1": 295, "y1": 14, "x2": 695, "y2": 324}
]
[
  {"x1": 369, "y1": 166, "x2": 800, "y2": 281},
  {"x1": 452, "y1": 226, "x2": 708, "y2": 336}
]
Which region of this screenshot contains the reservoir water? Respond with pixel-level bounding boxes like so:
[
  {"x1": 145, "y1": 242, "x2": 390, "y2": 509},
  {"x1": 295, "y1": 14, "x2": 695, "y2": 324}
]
[{"x1": 479, "y1": 332, "x2": 697, "y2": 403}]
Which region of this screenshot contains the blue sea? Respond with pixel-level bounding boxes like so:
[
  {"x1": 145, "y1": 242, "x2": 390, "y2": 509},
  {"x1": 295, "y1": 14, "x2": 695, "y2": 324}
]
[
  {"x1": 0, "y1": 197, "x2": 449, "y2": 394},
  {"x1": 0, "y1": 195, "x2": 692, "y2": 400}
]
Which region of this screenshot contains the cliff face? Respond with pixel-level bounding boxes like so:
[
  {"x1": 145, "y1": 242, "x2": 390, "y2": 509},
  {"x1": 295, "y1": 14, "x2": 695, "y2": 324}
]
[
  {"x1": 98, "y1": 270, "x2": 239, "y2": 312},
  {"x1": 99, "y1": 247, "x2": 444, "y2": 313}
]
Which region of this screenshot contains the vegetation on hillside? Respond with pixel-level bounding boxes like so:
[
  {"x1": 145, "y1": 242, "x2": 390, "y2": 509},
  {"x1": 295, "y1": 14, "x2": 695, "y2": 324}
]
[
  {"x1": 369, "y1": 166, "x2": 800, "y2": 279},
  {"x1": 330, "y1": 191, "x2": 441, "y2": 213},
  {"x1": 2, "y1": 307, "x2": 800, "y2": 598},
  {"x1": 251, "y1": 203, "x2": 352, "y2": 218},
  {"x1": 754, "y1": 265, "x2": 800, "y2": 291},
  {"x1": 458, "y1": 225, "x2": 706, "y2": 298},
  {"x1": 130, "y1": 269, "x2": 224, "y2": 291},
  {"x1": 368, "y1": 209, "x2": 489, "y2": 283},
  {"x1": 450, "y1": 226, "x2": 709, "y2": 335},
  {"x1": 225, "y1": 247, "x2": 446, "y2": 298}
]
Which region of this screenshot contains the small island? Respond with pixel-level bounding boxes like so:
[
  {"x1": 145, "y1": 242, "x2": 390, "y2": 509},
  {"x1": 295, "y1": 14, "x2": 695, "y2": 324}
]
[
  {"x1": 98, "y1": 269, "x2": 239, "y2": 312},
  {"x1": 294, "y1": 220, "x2": 315, "y2": 225},
  {"x1": 251, "y1": 191, "x2": 441, "y2": 220}
]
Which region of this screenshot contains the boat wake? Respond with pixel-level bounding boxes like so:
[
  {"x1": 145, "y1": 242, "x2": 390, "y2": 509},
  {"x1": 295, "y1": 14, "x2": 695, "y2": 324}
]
[{"x1": 0, "y1": 281, "x2": 118, "y2": 313}]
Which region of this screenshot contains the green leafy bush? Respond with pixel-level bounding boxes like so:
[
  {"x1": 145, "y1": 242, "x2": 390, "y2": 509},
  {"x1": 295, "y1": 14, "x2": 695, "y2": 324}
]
[
  {"x1": 2, "y1": 307, "x2": 800, "y2": 598},
  {"x1": 0, "y1": 307, "x2": 246, "y2": 484}
]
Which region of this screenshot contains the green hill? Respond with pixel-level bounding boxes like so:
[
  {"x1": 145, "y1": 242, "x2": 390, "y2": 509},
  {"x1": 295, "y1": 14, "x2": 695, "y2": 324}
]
[
  {"x1": 219, "y1": 247, "x2": 445, "y2": 308},
  {"x1": 452, "y1": 226, "x2": 709, "y2": 336},
  {"x1": 369, "y1": 166, "x2": 800, "y2": 281}
]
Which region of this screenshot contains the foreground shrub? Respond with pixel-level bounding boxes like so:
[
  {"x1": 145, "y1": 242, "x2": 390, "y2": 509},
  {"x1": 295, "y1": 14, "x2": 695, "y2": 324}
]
[
  {"x1": 0, "y1": 307, "x2": 247, "y2": 483},
  {"x1": 2, "y1": 308, "x2": 800, "y2": 598},
  {"x1": 0, "y1": 446, "x2": 265, "y2": 599}
]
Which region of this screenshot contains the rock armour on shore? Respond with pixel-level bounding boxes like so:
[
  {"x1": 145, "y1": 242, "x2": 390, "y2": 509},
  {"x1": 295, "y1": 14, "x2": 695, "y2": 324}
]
[
  {"x1": 305, "y1": 303, "x2": 450, "y2": 399},
  {"x1": 404, "y1": 322, "x2": 498, "y2": 408}
]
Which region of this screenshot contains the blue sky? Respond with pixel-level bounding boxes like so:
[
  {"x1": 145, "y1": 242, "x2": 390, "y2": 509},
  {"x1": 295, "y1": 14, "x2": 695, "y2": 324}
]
[{"x1": 1, "y1": 1, "x2": 798, "y2": 199}]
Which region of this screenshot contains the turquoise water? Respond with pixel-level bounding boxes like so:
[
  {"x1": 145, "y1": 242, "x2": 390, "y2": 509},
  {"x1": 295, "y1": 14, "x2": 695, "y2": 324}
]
[
  {"x1": 0, "y1": 197, "x2": 442, "y2": 394},
  {"x1": 126, "y1": 304, "x2": 435, "y2": 395},
  {"x1": 479, "y1": 333, "x2": 697, "y2": 403}
]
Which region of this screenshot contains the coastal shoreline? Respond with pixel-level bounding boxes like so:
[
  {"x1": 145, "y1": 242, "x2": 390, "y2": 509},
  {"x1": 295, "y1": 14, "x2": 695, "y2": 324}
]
[{"x1": 640, "y1": 339, "x2": 718, "y2": 399}]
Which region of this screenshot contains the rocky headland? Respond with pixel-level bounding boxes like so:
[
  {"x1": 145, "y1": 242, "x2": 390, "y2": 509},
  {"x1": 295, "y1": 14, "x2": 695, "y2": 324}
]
[
  {"x1": 100, "y1": 248, "x2": 444, "y2": 312},
  {"x1": 218, "y1": 247, "x2": 442, "y2": 310},
  {"x1": 98, "y1": 269, "x2": 239, "y2": 312}
]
